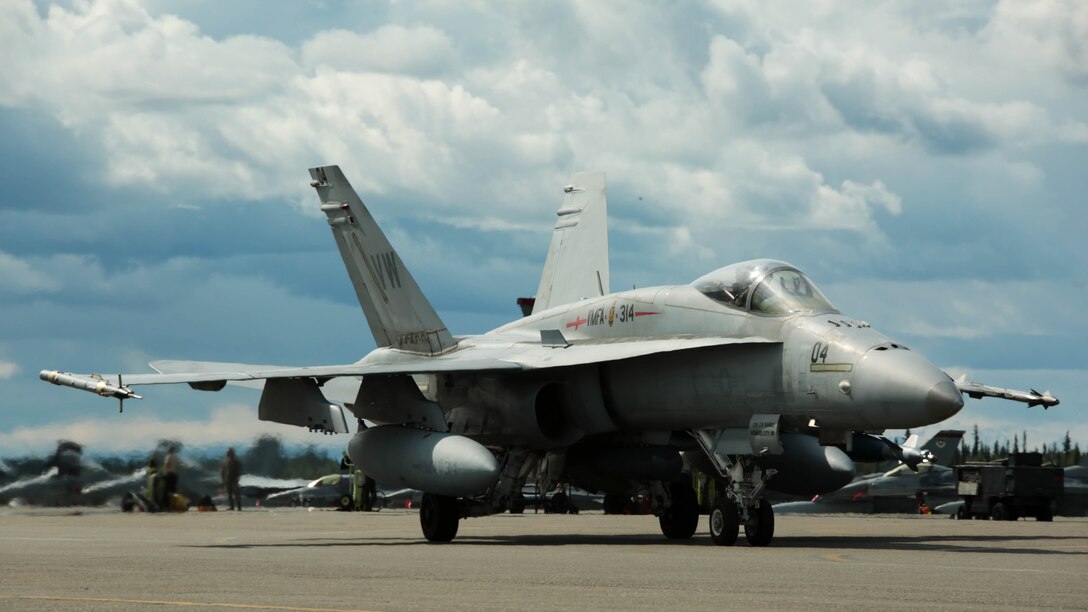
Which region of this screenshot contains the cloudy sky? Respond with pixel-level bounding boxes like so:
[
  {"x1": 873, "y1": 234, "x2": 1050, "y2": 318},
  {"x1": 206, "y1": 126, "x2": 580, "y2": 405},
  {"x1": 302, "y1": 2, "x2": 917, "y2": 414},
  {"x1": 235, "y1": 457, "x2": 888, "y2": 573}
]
[{"x1": 1, "y1": 0, "x2": 1084, "y2": 458}]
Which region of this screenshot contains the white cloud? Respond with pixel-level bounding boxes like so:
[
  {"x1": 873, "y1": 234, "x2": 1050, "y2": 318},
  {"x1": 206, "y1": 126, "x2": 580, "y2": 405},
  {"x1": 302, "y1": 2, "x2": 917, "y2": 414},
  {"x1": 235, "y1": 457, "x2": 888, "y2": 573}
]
[
  {"x1": 0, "y1": 361, "x2": 18, "y2": 380},
  {"x1": 0, "y1": 0, "x2": 1084, "y2": 451},
  {"x1": 827, "y1": 279, "x2": 1083, "y2": 340},
  {"x1": 1, "y1": 0, "x2": 1030, "y2": 233},
  {"x1": 0, "y1": 252, "x2": 61, "y2": 294},
  {"x1": 301, "y1": 25, "x2": 459, "y2": 76},
  {"x1": 984, "y1": 0, "x2": 1088, "y2": 85}
]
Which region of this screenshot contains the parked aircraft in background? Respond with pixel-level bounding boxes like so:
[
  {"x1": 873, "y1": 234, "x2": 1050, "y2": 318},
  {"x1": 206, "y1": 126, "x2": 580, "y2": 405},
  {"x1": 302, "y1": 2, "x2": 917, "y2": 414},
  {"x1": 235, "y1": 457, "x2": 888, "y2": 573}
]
[
  {"x1": 41, "y1": 166, "x2": 1057, "y2": 546},
  {"x1": 1, "y1": 441, "x2": 309, "y2": 508},
  {"x1": 0, "y1": 441, "x2": 120, "y2": 506},
  {"x1": 1054, "y1": 460, "x2": 1086, "y2": 517},
  {"x1": 775, "y1": 430, "x2": 965, "y2": 514},
  {"x1": 264, "y1": 472, "x2": 354, "y2": 509}
]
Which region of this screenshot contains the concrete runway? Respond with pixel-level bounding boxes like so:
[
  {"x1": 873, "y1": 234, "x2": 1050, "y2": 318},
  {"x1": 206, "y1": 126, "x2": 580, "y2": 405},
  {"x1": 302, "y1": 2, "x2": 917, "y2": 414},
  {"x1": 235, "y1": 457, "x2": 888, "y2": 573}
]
[{"x1": 1, "y1": 507, "x2": 1085, "y2": 611}]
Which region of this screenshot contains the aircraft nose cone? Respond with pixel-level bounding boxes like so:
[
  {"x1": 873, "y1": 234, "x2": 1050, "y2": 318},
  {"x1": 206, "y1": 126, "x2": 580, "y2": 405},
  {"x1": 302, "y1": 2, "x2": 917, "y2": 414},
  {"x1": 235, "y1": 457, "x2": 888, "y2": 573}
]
[
  {"x1": 927, "y1": 378, "x2": 964, "y2": 422},
  {"x1": 851, "y1": 348, "x2": 965, "y2": 428}
]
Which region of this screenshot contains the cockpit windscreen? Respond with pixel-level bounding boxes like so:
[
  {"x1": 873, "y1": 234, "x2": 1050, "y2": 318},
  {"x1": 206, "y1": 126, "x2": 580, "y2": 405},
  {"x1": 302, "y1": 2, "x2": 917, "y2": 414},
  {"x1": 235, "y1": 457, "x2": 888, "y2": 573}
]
[{"x1": 693, "y1": 260, "x2": 837, "y2": 315}]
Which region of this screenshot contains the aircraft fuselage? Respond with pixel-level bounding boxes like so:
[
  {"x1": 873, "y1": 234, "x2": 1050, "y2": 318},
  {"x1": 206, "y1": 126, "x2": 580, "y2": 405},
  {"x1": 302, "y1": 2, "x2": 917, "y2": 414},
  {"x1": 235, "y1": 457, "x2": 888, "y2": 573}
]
[{"x1": 449, "y1": 281, "x2": 963, "y2": 444}]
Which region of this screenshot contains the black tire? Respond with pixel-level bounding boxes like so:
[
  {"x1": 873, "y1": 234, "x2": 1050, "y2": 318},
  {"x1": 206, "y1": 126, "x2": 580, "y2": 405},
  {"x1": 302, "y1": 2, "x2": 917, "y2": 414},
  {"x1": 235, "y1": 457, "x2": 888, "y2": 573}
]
[
  {"x1": 709, "y1": 497, "x2": 739, "y2": 546},
  {"x1": 1036, "y1": 506, "x2": 1053, "y2": 522},
  {"x1": 659, "y1": 481, "x2": 699, "y2": 540},
  {"x1": 990, "y1": 502, "x2": 1007, "y2": 521},
  {"x1": 420, "y1": 493, "x2": 460, "y2": 543},
  {"x1": 955, "y1": 506, "x2": 967, "y2": 520},
  {"x1": 744, "y1": 500, "x2": 775, "y2": 547},
  {"x1": 338, "y1": 494, "x2": 353, "y2": 511}
]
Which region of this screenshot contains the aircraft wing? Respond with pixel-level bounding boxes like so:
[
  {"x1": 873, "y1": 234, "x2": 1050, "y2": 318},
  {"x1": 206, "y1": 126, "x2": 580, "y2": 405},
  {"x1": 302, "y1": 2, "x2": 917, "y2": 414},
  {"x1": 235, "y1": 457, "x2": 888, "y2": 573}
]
[
  {"x1": 132, "y1": 358, "x2": 522, "y2": 385},
  {"x1": 954, "y1": 379, "x2": 1059, "y2": 409},
  {"x1": 41, "y1": 336, "x2": 776, "y2": 399},
  {"x1": 501, "y1": 335, "x2": 779, "y2": 369}
]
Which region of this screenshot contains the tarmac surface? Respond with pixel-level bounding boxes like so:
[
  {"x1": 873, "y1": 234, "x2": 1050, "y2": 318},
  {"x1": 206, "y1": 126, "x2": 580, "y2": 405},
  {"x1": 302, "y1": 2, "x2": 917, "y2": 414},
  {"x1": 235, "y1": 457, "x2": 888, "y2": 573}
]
[{"x1": 1, "y1": 507, "x2": 1085, "y2": 611}]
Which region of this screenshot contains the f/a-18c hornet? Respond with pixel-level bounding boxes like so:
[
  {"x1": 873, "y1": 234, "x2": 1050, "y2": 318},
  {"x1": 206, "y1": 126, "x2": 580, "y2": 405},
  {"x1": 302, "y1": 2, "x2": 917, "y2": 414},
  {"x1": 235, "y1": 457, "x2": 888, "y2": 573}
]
[{"x1": 41, "y1": 166, "x2": 1058, "y2": 546}]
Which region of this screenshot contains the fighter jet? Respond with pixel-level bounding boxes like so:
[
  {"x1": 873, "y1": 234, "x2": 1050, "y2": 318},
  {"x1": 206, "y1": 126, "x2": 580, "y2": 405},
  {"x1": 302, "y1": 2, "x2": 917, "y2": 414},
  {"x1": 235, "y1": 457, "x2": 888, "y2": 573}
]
[
  {"x1": 0, "y1": 441, "x2": 118, "y2": 506},
  {"x1": 774, "y1": 430, "x2": 965, "y2": 514},
  {"x1": 40, "y1": 166, "x2": 1058, "y2": 546}
]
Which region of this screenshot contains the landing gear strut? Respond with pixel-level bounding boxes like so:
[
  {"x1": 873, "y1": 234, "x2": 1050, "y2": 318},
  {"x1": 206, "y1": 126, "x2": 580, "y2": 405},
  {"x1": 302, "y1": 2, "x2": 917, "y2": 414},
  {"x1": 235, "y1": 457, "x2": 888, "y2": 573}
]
[
  {"x1": 420, "y1": 493, "x2": 460, "y2": 542},
  {"x1": 692, "y1": 430, "x2": 778, "y2": 547}
]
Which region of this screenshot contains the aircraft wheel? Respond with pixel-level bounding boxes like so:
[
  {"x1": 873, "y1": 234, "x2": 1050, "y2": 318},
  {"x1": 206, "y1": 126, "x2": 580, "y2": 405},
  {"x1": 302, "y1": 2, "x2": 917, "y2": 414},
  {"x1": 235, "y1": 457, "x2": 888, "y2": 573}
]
[
  {"x1": 338, "y1": 495, "x2": 353, "y2": 511},
  {"x1": 420, "y1": 493, "x2": 460, "y2": 543},
  {"x1": 709, "y1": 498, "x2": 739, "y2": 546},
  {"x1": 955, "y1": 506, "x2": 967, "y2": 520},
  {"x1": 990, "y1": 502, "x2": 1007, "y2": 521},
  {"x1": 744, "y1": 500, "x2": 775, "y2": 547},
  {"x1": 659, "y1": 481, "x2": 699, "y2": 539},
  {"x1": 1036, "y1": 506, "x2": 1053, "y2": 522}
]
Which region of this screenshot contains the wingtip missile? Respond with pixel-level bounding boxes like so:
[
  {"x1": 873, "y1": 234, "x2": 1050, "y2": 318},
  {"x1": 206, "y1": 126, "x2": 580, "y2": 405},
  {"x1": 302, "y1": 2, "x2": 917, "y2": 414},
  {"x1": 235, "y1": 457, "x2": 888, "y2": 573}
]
[
  {"x1": 953, "y1": 379, "x2": 1060, "y2": 409},
  {"x1": 1028, "y1": 389, "x2": 1059, "y2": 409},
  {"x1": 39, "y1": 370, "x2": 142, "y2": 401}
]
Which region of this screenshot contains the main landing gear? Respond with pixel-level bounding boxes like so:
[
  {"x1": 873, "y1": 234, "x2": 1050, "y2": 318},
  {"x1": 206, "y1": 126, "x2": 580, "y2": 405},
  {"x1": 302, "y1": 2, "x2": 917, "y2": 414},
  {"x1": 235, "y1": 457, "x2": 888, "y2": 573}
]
[
  {"x1": 659, "y1": 480, "x2": 700, "y2": 540},
  {"x1": 709, "y1": 497, "x2": 739, "y2": 546},
  {"x1": 693, "y1": 430, "x2": 778, "y2": 547},
  {"x1": 420, "y1": 493, "x2": 460, "y2": 542},
  {"x1": 743, "y1": 498, "x2": 774, "y2": 546}
]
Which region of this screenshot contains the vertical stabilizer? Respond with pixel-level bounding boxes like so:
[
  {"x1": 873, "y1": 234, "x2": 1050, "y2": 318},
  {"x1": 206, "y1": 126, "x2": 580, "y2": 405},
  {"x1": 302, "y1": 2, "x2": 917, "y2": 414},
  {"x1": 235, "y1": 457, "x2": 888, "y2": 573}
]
[
  {"x1": 921, "y1": 430, "x2": 965, "y2": 466},
  {"x1": 309, "y1": 165, "x2": 455, "y2": 355},
  {"x1": 532, "y1": 172, "x2": 609, "y2": 314}
]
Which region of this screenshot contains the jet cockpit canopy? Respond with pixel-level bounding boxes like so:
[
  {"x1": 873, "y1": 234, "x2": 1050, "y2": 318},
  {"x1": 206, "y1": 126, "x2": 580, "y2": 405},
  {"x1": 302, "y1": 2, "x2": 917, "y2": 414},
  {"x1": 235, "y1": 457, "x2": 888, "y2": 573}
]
[{"x1": 692, "y1": 259, "x2": 838, "y2": 315}]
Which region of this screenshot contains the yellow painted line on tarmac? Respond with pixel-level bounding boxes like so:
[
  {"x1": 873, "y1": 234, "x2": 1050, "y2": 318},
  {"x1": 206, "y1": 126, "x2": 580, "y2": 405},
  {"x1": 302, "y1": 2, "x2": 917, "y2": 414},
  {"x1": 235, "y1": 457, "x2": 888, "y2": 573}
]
[{"x1": 0, "y1": 595, "x2": 379, "y2": 611}]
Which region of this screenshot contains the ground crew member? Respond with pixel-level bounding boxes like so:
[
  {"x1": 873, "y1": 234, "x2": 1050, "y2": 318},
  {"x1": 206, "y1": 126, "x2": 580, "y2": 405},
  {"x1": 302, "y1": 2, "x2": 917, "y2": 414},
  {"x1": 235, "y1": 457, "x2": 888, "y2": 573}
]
[
  {"x1": 163, "y1": 445, "x2": 180, "y2": 508},
  {"x1": 221, "y1": 448, "x2": 242, "y2": 511},
  {"x1": 352, "y1": 468, "x2": 364, "y2": 511},
  {"x1": 146, "y1": 457, "x2": 163, "y2": 509},
  {"x1": 916, "y1": 492, "x2": 931, "y2": 515},
  {"x1": 364, "y1": 475, "x2": 377, "y2": 511}
]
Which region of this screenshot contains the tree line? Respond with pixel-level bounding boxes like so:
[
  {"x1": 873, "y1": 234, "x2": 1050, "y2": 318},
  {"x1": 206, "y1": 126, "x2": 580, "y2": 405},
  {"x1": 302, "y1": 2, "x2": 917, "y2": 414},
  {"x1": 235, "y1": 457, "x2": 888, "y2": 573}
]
[{"x1": 901, "y1": 426, "x2": 1083, "y2": 467}]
